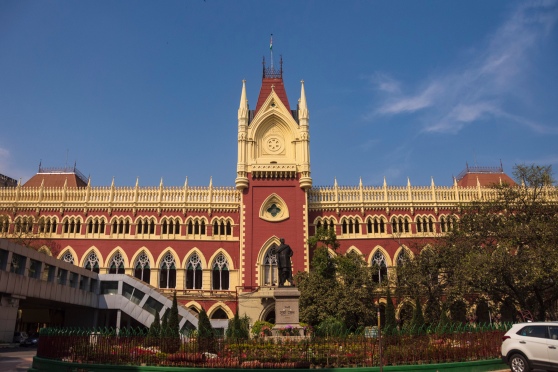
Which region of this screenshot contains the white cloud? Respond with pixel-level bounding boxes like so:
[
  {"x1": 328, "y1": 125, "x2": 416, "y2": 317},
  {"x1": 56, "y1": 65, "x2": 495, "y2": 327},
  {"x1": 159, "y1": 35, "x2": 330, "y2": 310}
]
[
  {"x1": 368, "y1": 73, "x2": 401, "y2": 94},
  {"x1": 377, "y1": 82, "x2": 442, "y2": 115},
  {"x1": 369, "y1": 0, "x2": 558, "y2": 134}
]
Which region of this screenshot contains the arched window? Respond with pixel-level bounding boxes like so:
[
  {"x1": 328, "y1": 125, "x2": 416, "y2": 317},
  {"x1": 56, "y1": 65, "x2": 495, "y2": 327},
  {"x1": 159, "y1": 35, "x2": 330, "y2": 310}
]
[
  {"x1": 161, "y1": 218, "x2": 179, "y2": 235},
  {"x1": 39, "y1": 217, "x2": 56, "y2": 234},
  {"x1": 108, "y1": 252, "x2": 125, "y2": 274},
  {"x1": 262, "y1": 244, "x2": 278, "y2": 286},
  {"x1": 212, "y1": 253, "x2": 229, "y2": 290},
  {"x1": 440, "y1": 216, "x2": 455, "y2": 233},
  {"x1": 185, "y1": 253, "x2": 202, "y2": 290},
  {"x1": 62, "y1": 251, "x2": 75, "y2": 264},
  {"x1": 0, "y1": 216, "x2": 9, "y2": 233},
  {"x1": 211, "y1": 308, "x2": 229, "y2": 319},
  {"x1": 371, "y1": 251, "x2": 388, "y2": 284},
  {"x1": 368, "y1": 217, "x2": 385, "y2": 234},
  {"x1": 392, "y1": 216, "x2": 410, "y2": 234},
  {"x1": 134, "y1": 252, "x2": 151, "y2": 283},
  {"x1": 85, "y1": 252, "x2": 100, "y2": 273},
  {"x1": 159, "y1": 253, "x2": 176, "y2": 289},
  {"x1": 397, "y1": 249, "x2": 409, "y2": 266}
]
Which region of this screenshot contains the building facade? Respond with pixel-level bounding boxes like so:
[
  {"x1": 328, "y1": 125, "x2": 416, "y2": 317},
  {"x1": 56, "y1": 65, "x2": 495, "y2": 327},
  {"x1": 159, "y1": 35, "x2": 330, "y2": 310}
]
[{"x1": 0, "y1": 60, "x2": 520, "y2": 329}]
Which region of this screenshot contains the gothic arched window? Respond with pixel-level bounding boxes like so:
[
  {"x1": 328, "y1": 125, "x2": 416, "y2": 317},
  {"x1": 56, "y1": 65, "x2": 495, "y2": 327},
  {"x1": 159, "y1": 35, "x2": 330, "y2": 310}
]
[
  {"x1": 185, "y1": 253, "x2": 202, "y2": 290},
  {"x1": 85, "y1": 252, "x2": 100, "y2": 273},
  {"x1": 134, "y1": 252, "x2": 151, "y2": 283},
  {"x1": 397, "y1": 249, "x2": 409, "y2": 266},
  {"x1": 159, "y1": 253, "x2": 176, "y2": 289},
  {"x1": 371, "y1": 251, "x2": 388, "y2": 284},
  {"x1": 62, "y1": 251, "x2": 75, "y2": 265},
  {"x1": 262, "y1": 244, "x2": 278, "y2": 286},
  {"x1": 108, "y1": 252, "x2": 125, "y2": 274},
  {"x1": 212, "y1": 253, "x2": 229, "y2": 290}
]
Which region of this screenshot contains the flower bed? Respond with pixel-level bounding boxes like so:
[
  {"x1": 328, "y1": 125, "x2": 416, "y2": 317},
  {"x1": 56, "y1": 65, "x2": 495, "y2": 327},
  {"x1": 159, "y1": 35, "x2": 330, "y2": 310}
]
[{"x1": 36, "y1": 324, "x2": 510, "y2": 369}]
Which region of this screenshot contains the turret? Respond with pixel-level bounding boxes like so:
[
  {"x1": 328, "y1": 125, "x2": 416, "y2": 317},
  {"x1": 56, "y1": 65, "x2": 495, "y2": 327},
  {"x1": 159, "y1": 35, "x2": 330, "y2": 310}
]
[
  {"x1": 298, "y1": 80, "x2": 312, "y2": 190},
  {"x1": 236, "y1": 80, "x2": 249, "y2": 190}
]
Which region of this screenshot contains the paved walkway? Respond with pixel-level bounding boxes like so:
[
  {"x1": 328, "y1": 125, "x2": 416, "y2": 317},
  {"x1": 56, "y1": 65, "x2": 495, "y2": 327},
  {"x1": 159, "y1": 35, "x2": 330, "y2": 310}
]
[{"x1": 0, "y1": 346, "x2": 36, "y2": 372}]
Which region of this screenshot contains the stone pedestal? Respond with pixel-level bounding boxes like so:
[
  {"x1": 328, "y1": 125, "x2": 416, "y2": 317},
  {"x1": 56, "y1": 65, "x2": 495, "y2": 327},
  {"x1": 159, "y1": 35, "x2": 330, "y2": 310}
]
[{"x1": 272, "y1": 287, "x2": 304, "y2": 336}]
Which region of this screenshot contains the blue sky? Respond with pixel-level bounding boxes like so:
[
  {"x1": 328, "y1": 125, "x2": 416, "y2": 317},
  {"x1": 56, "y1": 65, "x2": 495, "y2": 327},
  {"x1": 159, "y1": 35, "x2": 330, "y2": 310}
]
[{"x1": 1, "y1": 0, "x2": 557, "y2": 187}]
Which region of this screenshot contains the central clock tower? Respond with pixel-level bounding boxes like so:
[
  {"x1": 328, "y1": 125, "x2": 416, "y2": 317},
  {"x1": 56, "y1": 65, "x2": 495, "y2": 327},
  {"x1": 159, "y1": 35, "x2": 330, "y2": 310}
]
[{"x1": 235, "y1": 59, "x2": 312, "y2": 296}]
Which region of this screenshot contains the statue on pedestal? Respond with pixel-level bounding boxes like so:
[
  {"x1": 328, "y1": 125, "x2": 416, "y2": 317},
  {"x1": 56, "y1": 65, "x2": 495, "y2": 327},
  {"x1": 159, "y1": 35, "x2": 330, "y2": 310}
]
[{"x1": 277, "y1": 238, "x2": 294, "y2": 287}]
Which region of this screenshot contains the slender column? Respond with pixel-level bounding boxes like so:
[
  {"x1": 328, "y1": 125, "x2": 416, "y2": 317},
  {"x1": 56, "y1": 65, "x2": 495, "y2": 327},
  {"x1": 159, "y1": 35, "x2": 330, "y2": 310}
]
[{"x1": 116, "y1": 309, "x2": 122, "y2": 333}]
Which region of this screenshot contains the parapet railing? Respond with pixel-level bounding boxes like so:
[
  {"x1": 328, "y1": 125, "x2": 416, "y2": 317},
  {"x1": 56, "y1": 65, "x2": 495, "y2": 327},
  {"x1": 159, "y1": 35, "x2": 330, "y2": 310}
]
[
  {"x1": 308, "y1": 183, "x2": 558, "y2": 213},
  {"x1": 0, "y1": 183, "x2": 241, "y2": 215}
]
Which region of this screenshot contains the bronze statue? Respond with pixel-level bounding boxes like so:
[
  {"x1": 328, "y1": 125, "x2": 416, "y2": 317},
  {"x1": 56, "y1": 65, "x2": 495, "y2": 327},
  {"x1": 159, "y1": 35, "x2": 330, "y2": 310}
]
[{"x1": 276, "y1": 238, "x2": 294, "y2": 287}]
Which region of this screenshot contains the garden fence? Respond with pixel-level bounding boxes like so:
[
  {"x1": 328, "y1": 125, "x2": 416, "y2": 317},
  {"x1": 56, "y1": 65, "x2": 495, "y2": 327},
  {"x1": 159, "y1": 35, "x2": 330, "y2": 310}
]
[{"x1": 36, "y1": 323, "x2": 511, "y2": 368}]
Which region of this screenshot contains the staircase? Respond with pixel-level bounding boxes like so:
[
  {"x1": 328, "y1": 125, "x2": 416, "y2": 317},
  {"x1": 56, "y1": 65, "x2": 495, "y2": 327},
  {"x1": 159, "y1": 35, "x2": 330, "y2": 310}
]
[{"x1": 98, "y1": 274, "x2": 199, "y2": 331}]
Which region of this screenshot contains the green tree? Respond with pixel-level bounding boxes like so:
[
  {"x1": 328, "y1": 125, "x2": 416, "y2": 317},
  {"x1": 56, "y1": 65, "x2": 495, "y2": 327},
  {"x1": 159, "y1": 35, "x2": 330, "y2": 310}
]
[
  {"x1": 335, "y1": 250, "x2": 376, "y2": 330},
  {"x1": 226, "y1": 310, "x2": 250, "y2": 340},
  {"x1": 161, "y1": 310, "x2": 168, "y2": 334},
  {"x1": 160, "y1": 292, "x2": 181, "y2": 353},
  {"x1": 437, "y1": 165, "x2": 558, "y2": 320},
  {"x1": 411, "y1": 297, "x2": 425, "y2": 330},
  {"x1": 168, "y1": 292, "x2": 180, "y2": 338},
  {"x1": 298, "y1": 227, "x2": 376, "y2": 330},
  {"x1": 384, "y1": 288, "x2": 396, "y2": 330},
  {"x1": 147, "y1": 311, "x2": 161, "y2": 346},
  {"x1": 448, "y1": 164, "x2": 558, "y2": 321},
  {"x1": 197, "y1": 308, "x2": 216, "y2": 352},
  {"x1": 401, "y1": 164, "x2": 558, "y2": 321},
  {"x1": 297, "y1": 227, "x2": 341, "y2": 326},
  {"x1": 251, "y1": 320, "x2": 274, "y2": 338}
]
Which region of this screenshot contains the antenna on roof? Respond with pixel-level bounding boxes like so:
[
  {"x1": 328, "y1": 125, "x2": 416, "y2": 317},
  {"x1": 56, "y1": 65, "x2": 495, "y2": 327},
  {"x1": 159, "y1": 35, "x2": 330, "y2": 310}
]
[{"x1": 65, "y1": 149, "x2": 69, "y2": 168}]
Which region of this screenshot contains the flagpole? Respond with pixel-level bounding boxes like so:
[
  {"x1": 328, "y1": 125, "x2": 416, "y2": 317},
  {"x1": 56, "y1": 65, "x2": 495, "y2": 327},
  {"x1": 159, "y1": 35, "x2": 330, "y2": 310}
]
[{"x1": 270, "y1": 33, "x2": 274, "y2": 70}]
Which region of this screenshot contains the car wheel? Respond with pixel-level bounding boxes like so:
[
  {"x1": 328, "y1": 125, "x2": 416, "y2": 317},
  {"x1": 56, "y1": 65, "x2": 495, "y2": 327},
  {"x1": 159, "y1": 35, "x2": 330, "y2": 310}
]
[{"x1": 509, "y1": 354, "x2": 530, "y2": 372}]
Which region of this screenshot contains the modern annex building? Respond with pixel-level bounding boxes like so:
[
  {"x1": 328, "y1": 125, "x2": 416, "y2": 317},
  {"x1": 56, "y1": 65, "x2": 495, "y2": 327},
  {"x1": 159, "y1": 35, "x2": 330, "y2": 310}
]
[{"x1": 0, "y1": 59, "x2": 518, "y2": 331}]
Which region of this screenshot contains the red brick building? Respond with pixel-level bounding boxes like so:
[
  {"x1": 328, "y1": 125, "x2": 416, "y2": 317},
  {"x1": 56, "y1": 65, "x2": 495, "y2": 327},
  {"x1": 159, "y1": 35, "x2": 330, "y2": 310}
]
[{"x1": 0, "y1": 59, "x2": 516, "y2": 328}]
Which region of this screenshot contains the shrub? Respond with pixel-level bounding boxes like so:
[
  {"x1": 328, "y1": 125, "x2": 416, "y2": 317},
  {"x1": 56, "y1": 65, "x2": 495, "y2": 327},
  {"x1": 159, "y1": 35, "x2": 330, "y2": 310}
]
[{"x1": 251, "y1": 320, "x2": 274, "y2": 338}]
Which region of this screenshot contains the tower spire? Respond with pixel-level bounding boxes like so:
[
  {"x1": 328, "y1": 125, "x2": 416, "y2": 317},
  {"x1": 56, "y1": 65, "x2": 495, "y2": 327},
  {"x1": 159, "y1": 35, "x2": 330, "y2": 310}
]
[
  {"x1": 299, "y1": 80, "x2": 308, "y2": 120},
  {"x1": 238, "y1": 79, "x2": 248, "y2": 121}
]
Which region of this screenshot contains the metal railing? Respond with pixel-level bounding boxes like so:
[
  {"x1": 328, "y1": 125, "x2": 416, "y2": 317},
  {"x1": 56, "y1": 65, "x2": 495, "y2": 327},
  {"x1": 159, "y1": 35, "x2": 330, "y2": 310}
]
[{"x1": 37, "y1": 323, "x2": 511, "y2": 368}]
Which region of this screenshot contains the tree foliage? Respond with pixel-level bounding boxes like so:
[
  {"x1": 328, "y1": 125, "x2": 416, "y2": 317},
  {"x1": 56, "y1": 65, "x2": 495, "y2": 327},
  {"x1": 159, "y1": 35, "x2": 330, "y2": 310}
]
[
  {"x1": 298, "y1": 227, "x2": 377, "y2": 330},
  {"x1": 197, "y1": 308, "x2": 216, "y2": 352},
  {"x1": 411, "y1": 297, "x2": 425, "y2": 330},
  {"x1": 147, "y1": 311, "x2": 161, "y2": 346},
  {"x1": 398, "y1": 164, "x2": 558, "y2": 321},
  {"x1": 225, "y1": 310, "x2": 250, "y2": 340},
  {"x1": 168, "y1": 292, "x2": 180, "y2": 338},
  {"x1": 384, "y1": 288, "x2": 396, "y2": 330}
]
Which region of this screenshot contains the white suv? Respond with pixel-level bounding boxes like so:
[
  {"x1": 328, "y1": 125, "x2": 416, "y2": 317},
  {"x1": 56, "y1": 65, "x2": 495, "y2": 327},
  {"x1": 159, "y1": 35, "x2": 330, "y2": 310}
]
[{"x1": 501, "y1": 322, "x2": 558, "y2": 372}]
